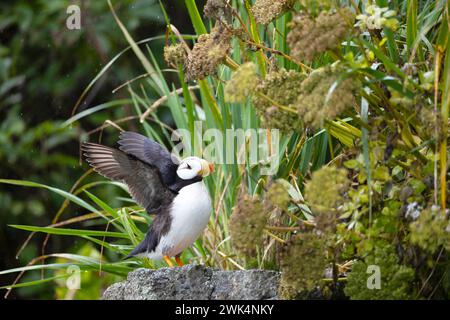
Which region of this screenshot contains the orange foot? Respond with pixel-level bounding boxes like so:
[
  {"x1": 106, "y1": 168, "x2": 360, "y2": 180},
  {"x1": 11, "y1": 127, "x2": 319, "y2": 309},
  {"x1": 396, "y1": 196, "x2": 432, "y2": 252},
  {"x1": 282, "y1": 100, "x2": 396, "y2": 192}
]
[
  {"x1": 175, "y1": 255, "x2": 184, "y2": 267},
  {"x1": 163, "y1": 255, "x2": 174, "y2": 267}
]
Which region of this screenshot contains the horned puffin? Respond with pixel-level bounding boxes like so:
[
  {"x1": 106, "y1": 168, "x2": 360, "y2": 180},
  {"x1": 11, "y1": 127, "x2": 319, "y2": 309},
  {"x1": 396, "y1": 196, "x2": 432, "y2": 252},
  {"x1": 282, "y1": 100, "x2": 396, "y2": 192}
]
[{"x1": 81, "y1": 131, "x2": 214, "y2": 266}]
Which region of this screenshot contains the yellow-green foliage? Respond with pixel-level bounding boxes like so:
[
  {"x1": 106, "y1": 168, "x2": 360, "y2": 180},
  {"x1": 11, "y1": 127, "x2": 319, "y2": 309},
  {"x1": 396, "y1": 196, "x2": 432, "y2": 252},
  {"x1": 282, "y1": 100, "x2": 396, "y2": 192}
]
[
  {"x1": 305, "y1": 166, "x2": 350, "y2": 213},
  {"x1": 298, "y1": 0, "x2": 333, "y2": 15},
  {"x1": 224, "y1": 62, "x2": 259, "y2": 103},
  {"x1": 253, "y1": 68, "x2": 305, "y2": 132},
  {"x1": 355, "y1": 5, "x2": 399, "y2": 31}
]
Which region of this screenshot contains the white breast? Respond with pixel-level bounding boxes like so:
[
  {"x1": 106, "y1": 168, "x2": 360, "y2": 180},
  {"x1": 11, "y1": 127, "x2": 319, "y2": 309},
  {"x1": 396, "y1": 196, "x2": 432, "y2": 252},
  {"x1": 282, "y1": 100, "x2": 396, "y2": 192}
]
[{"x1": 148, "y1": 181, "x2": 212, "y2": 259}]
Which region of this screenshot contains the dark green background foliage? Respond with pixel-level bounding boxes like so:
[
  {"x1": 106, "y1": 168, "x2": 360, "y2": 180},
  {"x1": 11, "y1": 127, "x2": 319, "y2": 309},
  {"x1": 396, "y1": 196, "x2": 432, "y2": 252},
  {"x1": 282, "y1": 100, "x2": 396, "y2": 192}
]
[{"x1": 0, "y1": 0, "x2": 202, "y2": 299}]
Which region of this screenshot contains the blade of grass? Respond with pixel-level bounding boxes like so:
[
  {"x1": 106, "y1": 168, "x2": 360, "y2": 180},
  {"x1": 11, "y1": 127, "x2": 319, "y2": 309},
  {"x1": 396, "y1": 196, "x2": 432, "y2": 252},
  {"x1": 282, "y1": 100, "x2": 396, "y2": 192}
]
[
  {"x1": 9, "y1": 225, "x2": 129, "y2": 239},
  {"x1": 185, "y1": 0, "x2": 207, "y2": 35}
]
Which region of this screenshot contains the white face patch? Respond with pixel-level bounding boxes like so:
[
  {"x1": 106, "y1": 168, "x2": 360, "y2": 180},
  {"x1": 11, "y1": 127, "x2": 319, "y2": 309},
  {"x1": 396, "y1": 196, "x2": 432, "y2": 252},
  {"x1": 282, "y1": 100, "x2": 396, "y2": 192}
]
[{"x1": 176, "y1": 157, "x2": 203, "y2": 180}]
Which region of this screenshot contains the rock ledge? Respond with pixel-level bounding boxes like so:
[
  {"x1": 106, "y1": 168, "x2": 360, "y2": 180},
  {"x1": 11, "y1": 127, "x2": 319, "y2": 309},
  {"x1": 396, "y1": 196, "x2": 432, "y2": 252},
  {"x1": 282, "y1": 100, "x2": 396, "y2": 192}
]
[{"x1": 103, "y1": 265, "x2": 280, "y2": 300}]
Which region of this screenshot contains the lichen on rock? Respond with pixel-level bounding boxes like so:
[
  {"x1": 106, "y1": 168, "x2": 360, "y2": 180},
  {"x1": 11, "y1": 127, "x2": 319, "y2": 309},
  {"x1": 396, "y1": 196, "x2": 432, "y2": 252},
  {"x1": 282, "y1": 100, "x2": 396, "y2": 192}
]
[{"x1": 102, "y1": 265, "x2": 281, "y2": 300}]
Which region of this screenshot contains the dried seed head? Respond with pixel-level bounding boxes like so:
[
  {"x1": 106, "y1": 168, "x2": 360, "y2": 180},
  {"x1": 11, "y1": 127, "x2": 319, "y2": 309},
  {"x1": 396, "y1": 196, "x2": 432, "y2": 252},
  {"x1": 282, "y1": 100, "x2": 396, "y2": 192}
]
[
  {"x1": 185, "y1": 23, "x2": 232, "y2": 81},
  {"x1": 305, "y1": 166, "x2": 350, "y2": 213},
  {"x1": 266, "y1": 180, "x2": 290, "y2": 210},
  {"x1": 253, "y1": 69, "x2": 305, "y2": 133},
  {"x1": 229, "y1": 192, "x2": 268, "y2": 256},
  {"x1": 204, "y1": 0, "x2": 232, "y2": 24},
  {"x1": 296, "y1": 66, "x2": 359, "y2": 129},
  {"x1": 279, "y1": 232, "x2": 328, "y2": 298},
  {"x1": 224, "y1": 62, "x2": 259, "y2": 103},
  {"x1": 287, "y1": 8, "x2": 355, "y2": 62},
  {"x1": 315, "y1": 210, "x2": 339, "y2": 233},
  {"x1": 164, "y1": 43, "x2": 187, "y2": 68},
  {"x1": 251, "y1": 0, "x2": 296, "y2": 25}
]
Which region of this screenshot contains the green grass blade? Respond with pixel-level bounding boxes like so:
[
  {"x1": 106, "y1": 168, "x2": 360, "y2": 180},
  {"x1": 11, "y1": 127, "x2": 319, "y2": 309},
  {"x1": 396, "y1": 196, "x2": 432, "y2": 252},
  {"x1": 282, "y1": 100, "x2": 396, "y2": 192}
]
[
  {"x1": 63, "y1": 99, "x2": 132, "y2": 127},
  {"x1": 9, "y1": 225, "x2": 129, "y2": 239},
  {"x1": 185, "y1": 0, "x2": 207, "y2": 35}
]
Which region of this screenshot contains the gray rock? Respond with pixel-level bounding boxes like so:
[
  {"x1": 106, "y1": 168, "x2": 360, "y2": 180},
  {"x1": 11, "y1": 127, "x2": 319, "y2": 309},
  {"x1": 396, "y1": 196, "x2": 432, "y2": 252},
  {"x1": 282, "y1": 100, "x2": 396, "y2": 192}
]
[
  {"x1": 103, "y1": 264, "x2": 280, "y2": 300},
  {"x1": 210, "y1": 270, "x2": 280, "y2": 300}
]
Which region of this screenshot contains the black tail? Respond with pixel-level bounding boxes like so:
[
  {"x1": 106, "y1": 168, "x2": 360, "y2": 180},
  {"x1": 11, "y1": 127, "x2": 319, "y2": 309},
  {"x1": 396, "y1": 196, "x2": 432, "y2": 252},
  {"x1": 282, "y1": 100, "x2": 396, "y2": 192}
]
[
  {"x1": 124, "y1": 241, "x2": 147, "y2": 260},
  {"x1": 123, "y1": 229, "x2": 158, "y2": 260}
]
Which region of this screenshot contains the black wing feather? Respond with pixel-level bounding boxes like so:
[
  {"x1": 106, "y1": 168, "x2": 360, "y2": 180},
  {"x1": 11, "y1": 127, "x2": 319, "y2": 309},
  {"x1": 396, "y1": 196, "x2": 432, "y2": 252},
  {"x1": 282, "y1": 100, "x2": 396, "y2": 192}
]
[
  {"x1": 81, "y1": 142, "x2": 175, "y2": 213},
  {"x1": 117, "y1": 131, "x2": 179, "y2": 187}
]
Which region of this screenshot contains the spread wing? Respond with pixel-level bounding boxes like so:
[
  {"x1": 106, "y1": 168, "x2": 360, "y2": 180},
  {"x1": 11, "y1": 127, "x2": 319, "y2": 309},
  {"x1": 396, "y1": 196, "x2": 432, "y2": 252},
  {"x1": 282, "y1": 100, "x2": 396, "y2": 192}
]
[
  {"x1": 117, "y1": 131, "x2": 179, "y2": 188},
  {"x1": 81, "y1": 142, "x2": 175, "y2": 213}
]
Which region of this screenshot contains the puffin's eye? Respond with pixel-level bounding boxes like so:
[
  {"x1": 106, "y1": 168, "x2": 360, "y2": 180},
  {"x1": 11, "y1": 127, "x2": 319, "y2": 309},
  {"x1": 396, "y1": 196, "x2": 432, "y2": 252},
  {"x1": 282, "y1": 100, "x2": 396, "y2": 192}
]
[{"x1": 186, "y1": 164, "x2": 191, "y2": 170}]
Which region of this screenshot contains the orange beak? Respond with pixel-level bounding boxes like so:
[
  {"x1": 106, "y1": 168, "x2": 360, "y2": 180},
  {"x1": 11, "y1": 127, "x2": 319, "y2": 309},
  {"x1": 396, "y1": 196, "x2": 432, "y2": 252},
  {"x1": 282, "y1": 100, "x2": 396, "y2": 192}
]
[{"x1": 199, "y1": 159, "x2": 214, "y2": 177}]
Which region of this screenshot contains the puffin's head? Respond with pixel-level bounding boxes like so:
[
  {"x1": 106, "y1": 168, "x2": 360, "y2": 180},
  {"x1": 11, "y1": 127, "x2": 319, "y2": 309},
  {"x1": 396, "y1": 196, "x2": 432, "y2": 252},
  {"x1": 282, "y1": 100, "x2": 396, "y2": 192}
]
[{"x1": 176, "y1": 156, "x2": 214, "y2": 180}]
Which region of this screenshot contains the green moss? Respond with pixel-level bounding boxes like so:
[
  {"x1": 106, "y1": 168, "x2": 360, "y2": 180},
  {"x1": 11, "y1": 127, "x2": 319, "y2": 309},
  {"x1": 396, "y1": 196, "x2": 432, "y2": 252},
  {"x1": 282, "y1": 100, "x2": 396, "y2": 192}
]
[{"x1": 344, "y1": 247, "x2": 415, "y2": 300}]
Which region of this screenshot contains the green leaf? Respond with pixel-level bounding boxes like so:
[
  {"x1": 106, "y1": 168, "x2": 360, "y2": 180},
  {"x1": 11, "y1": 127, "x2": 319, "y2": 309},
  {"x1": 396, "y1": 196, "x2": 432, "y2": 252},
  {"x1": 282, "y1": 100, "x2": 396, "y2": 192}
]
[
  {"x1": 185, "y1": 0, "x2": 207, "y2": 35},
  {"x1": 9, "y1": 225, "x2": 129, "y2": 239},
  {"x1": 0, "y1": 274, "x2": 69, "y2": 290}
]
